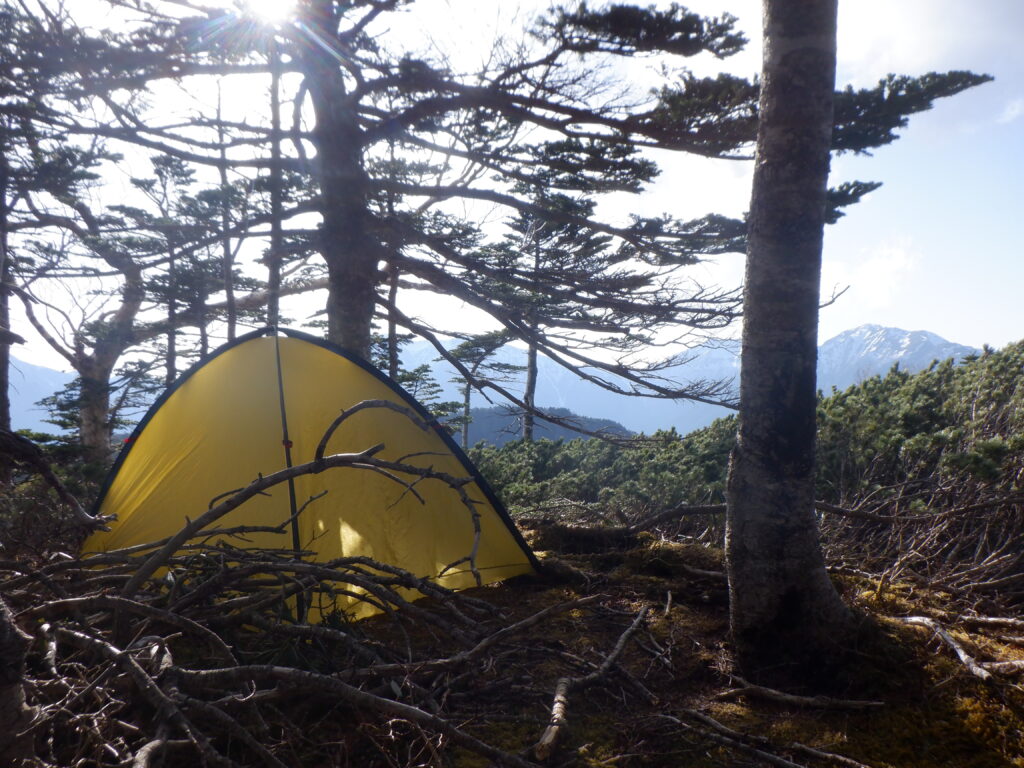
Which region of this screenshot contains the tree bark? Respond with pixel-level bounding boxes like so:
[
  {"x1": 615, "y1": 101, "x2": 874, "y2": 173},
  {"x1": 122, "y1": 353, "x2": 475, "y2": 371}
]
[
  {"x1": 217, "y1": 93, "x2": 237, "y2": 342},
  {"x1": 165, "y1": 246, "x2": 177, "y2": 387},
  {"x1": 267, "y1": 37, "x2": 283, "y2": 329},
  {"x1": 79, "y1": 358, "x2": 117, "y2": 464},
  {"x1": 0, "y1": 132, "x2": 12, "y2": 451},
  {"x1": 76, "y1": 260, "x2": 145, "y2": 463},
  {"x1": 387, "y1": 264, "x2": 400, "y2": 380},
  {"x1": 0, "y1": 245, "x2": 11, "y2": 440},
  {"x1": 0, "y1": 595, "x2": 34, "y2": 764},
  {"x1": 523, "y1": 339, "x2": 537, "y2": 442},
  {"x1": 725, "y1": 0, "x2": 853, "y2": 682},
  {"x1": 297, "y1": 0, "x2": 380, "y2": 359},
  {"x1": 461, "y1": 382, "x2": 471, "y2": 450}
]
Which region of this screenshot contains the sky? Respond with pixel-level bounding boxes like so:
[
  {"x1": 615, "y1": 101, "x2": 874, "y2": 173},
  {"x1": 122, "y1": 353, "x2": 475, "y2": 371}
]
[
  {"x1": 712, "y1": 0, "x2": 1022, "y2": 349},
  {"x1": 381, "y1": 0, "x2": 1024, "y2": 352},
  {"x1": 11, "y1": 0, "x2": 1024, "y2": 371},
  {"x1": 612, "y1": 0, "x2": 1024, "y2": 351},
  {"x1": 816, "y1": 0, "x2": 1022, "y2": 350}
]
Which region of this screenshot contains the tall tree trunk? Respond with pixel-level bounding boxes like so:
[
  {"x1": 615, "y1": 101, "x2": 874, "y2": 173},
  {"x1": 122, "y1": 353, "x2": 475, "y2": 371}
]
[
  {"x1": 77, "y1": 262, "x2": 145, "y2": 464},
  {"x1": 0, "y1": 595, "x2": 34, "y2": 764},
  {"x1": 217, "y1": 92, "x2": 236, "y2": 341},
  {"x1": 0, "y1": 131, "x2": 12, "y2": 451},
  {"x1": 0, "y1": 239, "x2": 11, "y2": 441},
  {"x1": 78, "y1": 362, "x2": 113, "y2": 464},
  {"x1": 523, "y1": 237, "x2": 542, "y2": 442},
  {"x1": 461, "y1": 382, "x2": 471, "y2": 450},
  {"x1": 724, "y1": 0, "x2": 853, "y2": 682},
  {"x1": 298, "y1": 0, "x2": 380, "y2": 359},
  {"x1": 196, "y1": 290, "x2": 209, "y2": 357},
  {"x1": 165, "y1": 247, "x2": 177, "y2": 387},
  {"x1": 523, "y1": 338, "x2": 537, "y2": 442},
  {"x1": 387, "y1": 264, "x2": 400, "y2": 379},
  {"x1": 267, "y1": 37, "x2": 283, "y2": 328},
  {"x1": 0, "y1": 259, "x2": 12, "y2": 487}
]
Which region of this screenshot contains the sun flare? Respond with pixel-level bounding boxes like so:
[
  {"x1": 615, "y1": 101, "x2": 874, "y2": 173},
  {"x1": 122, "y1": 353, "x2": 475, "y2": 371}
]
[{"x1": 241, "y1": 0, "x2": 297, "y2": 25}]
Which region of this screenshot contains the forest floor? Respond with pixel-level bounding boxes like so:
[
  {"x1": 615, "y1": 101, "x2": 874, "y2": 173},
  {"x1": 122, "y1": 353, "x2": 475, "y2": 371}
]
[
  {"x1": 429, "y1": 523, "x2": 1024, "y2": 768},
  {"x1": 4, "y1": 515, "x2": 1024, "y2": 767}
]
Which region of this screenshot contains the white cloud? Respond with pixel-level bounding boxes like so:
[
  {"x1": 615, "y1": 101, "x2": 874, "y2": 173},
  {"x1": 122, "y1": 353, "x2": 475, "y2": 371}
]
[
  {"x1": 998, "y1": 98, "x2": 1024, "y2": 124},
  {"x1": 820, "y1": 240, "x2": 921, "y2": 338}
]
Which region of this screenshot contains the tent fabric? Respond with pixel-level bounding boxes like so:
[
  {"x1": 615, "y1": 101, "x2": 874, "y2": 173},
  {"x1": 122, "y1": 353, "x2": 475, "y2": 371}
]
[{"x1": 84, "y1": 328, "x2": 537, "y2": 618}]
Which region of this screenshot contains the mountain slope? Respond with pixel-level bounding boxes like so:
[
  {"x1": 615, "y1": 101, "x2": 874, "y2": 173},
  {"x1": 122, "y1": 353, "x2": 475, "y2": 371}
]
[
  {"x1": 8, "y1": 325, "x2": 981, "y2": 438},
  {"x1": 466, "y1": 406, "x2": 632, "y2": 446},
  {"x1": 817, "y1": 324, "x2": 979, "y2": 391},
  {"x1": 8, "y1": 357, "x2": 73, "y2": 433},
  {"x1": 416, "y1": 326, "x2": 979, "y2": 436}
]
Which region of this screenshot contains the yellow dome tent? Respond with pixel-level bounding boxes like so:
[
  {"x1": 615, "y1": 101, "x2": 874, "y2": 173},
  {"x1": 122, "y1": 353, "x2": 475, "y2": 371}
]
[{"x1": 83, "y1": 328, "x2": 537, "y2": 618}]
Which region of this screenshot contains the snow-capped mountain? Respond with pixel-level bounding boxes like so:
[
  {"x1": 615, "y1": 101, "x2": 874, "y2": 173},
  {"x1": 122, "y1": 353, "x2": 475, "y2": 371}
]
[
  {"x1": 400, "y1": 325, "x2": 981, "y2": 436},
  {"x1": 7, "y1": 325, "x2": 983, "y2": 438},
  {"x1": 8, "y1": 356, "x2": 74, "y2": 433},
  {"x1": 817, "y1": 325, "x2": 979, "y2": 393}
]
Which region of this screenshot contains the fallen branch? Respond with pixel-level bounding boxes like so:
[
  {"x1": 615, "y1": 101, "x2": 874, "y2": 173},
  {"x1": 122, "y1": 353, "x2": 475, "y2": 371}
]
[
  {"x1": 665, "y1": 709, "x2": 875, "y2": 768},
  {"x1": 118, "y1": 434, "x2": 491, "y2": 598},
  {"x1": 0, "y1": 596, "x2": 35, "y2": 765},
  {"x1": 22, "y1": 595, "x2": 237, "y2": 664},
  {"x1": 979, "y1": 660, "x2": 1024, "y2": 676},
  {"x1": 960, "y1": 615, "x2": 1024, "y2": 631},
  {"x1": 170, "y1": 663, "x2": 537, "y2": 768},
  {"x1": 657, "y1": 713, "x2": 809, "y2": 768},
  {"x1": 532, "y1": 607, "x2": 648, "y2": 761},
  {"x1": 896, "y1": 616, "x2": 992, "y2": 681},
  {"x1": 678, "y1": 563, "x2": 727, "y2": 581},
  {"x1": 630, "y1": 503, "x2": 725, "y2": 531},
  {"x1": 55, "y1": 627, "x2": 232, "y2": 766},
  {"x1": 716, "y1": 676, "x2": 885, "y2": 710},
  {"x1": 629, "y1": 498, "x2": 940, "y2": 532},
  {"x1": 0, "y1": 429, "x2": 107, "y2": 530}
]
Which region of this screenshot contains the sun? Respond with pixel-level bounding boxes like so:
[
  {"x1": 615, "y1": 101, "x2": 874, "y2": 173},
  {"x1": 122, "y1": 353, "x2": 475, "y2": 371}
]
[{"x1": 241, "y1": 0, "x2": 297, "y2": 26}]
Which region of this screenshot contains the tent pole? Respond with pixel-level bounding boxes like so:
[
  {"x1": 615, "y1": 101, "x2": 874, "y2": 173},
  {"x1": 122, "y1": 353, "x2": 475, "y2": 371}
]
[{"x1": 273, "y1": 332, "x2": 306, "y2": 622}]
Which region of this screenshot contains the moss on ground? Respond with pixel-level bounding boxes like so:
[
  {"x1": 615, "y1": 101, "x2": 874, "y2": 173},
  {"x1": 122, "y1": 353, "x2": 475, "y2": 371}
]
[{"x1": 440, "y1": 532, "x2": 1024, "y2": 767}]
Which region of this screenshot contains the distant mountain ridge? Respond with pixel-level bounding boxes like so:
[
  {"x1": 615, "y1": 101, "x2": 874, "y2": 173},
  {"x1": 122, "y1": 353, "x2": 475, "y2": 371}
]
[
  {"x1": 465, "y1": 406, "x2": 633, "y2": 447},
  {"x1": 817, "y1": 324, "x2": 979, "y2": 392},
  {"x1": 8, "y1": 325, "x2": 983, "y2": 437},
  {"x1": 410, "y1": 325, "x2": 981, "y2": 437},
  {"x1": 8, "y1": 356, "x2": 73, "y2": 433}
]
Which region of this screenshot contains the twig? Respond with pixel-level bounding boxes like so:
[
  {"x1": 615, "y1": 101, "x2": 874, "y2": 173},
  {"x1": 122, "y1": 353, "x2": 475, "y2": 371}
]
[
  {"x1": 131, "y1": 725, "x2": 169, "y2": 768},
  {"x1": 657, "y1": 713, "x2": 809, "y2": 768},
  {"x1": 665, "y1": 709, "x2": 875, "y2": 768},
  {"x1": 960, "y1": 615, "x2": 1024, "y2": 631},
  {"x1": 22, "y1": 595, "x2": 237, "y2": 664},
  {"x1": 979, "y1": 660, "x2": 1024, "y2": 676},
  {"x1": 55, "y1": 627, "x2": 234, "y2": 766},
  {"x1": 170, "y1": 663, "x2": 537, "y2": 768},
  {"x1": 533, "y1": 607, "x2": 648, "y2": 761},
  {"x1": 172, "y1": 694, "x2": 289, "y2": 768},
  {"x1": 314, "y1": 399, "x2": 432, "y2": 460},
  {"x1": 896, "y1": 616, "x2": 992, "y2": 681},
  {"x1": 678, "y1": 563, "x2": 726, "y2": 581},
  {"x1": 717, "y1": 676, "x2": 885, "y2": 709}
]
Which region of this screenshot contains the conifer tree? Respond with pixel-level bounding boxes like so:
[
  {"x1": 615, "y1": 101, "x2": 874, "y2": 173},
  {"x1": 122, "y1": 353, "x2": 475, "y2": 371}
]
[
  {"x1": 725, "y1": 0, "x2": 850, "y2": 682},
  {"x1": 446, "y1": 330, "x2": 522, "y2": 449},
  {"x1": 126, "y1": 0, "x2": 983, "y2": 415},
  {"x1": 716, "y1": 0, "x2": 995, "y2": 681},
  {"x1": 1, "y1": 0, "x2": 992, "y2": 460},
  {"x1": 0, "y1": 3, "x2": 116, "y2": 439}
]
